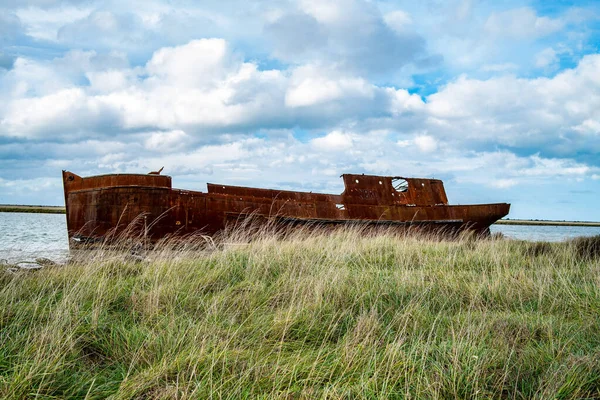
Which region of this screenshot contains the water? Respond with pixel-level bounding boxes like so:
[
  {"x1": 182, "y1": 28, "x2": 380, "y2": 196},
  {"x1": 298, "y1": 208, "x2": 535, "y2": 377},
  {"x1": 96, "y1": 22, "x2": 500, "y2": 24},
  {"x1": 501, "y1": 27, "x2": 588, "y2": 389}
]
[
  {"x1": 0, "y1": 213, "x2": 69, "y2": 264},
  {"x1": 490, "y1": 224, "x2": 600, "y2": 242},
  {"x1": 1, "y1": 213, "x2": 599, "y2": 264}
]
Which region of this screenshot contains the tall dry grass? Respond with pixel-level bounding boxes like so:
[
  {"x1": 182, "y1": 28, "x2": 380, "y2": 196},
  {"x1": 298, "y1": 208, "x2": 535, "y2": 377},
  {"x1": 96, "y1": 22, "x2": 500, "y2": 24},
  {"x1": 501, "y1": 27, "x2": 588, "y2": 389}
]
[{"x1": 1, "y1": 227, "x2": 599, "y2": 399}]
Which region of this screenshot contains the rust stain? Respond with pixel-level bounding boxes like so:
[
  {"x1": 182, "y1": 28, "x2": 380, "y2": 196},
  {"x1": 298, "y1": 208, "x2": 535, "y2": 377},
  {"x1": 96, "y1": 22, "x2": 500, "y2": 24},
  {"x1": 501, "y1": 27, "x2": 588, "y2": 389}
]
[{"x1": 62, "y1": 170, "x2": 510, "y2": 246}]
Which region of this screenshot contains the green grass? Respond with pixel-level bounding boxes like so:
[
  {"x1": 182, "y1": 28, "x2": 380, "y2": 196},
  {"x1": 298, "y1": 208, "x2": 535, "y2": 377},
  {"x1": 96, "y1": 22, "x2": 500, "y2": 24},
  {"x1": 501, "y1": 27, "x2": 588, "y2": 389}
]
[{"x1": 1, "y1": 228, "x2": 600, "y2": 399}]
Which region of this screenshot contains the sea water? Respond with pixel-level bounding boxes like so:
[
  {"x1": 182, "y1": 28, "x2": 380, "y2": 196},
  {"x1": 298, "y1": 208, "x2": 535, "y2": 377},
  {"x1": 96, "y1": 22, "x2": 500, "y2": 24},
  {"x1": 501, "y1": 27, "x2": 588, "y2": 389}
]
[{"x1": 0, "y1": 212, "x2": 69, "y2": 264}]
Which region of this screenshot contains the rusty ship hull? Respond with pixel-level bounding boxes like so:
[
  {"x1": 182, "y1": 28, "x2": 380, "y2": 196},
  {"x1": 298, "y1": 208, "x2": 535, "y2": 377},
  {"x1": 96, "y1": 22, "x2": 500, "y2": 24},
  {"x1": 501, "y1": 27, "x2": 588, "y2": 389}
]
[{"x1": 62, "y1": 170, "x2": 510, "y2": 245}]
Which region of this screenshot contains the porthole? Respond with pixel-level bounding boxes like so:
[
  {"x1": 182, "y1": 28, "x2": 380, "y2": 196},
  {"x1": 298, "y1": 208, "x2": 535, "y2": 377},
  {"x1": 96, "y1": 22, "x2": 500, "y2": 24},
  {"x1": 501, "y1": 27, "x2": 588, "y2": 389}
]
[{"x1": 392, "y1": 178, "x2": 409, "y2": 193}]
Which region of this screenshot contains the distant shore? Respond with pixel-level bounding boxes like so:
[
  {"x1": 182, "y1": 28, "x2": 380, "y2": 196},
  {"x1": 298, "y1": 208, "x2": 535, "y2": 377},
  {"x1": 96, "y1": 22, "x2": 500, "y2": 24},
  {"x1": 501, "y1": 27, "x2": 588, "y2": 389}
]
[
  {"x1": 0, "y1": 205, "x2": 66, "y2": 214},
  {"x1": 495, "y1": 219, "x2": 600, "y2": 227}
]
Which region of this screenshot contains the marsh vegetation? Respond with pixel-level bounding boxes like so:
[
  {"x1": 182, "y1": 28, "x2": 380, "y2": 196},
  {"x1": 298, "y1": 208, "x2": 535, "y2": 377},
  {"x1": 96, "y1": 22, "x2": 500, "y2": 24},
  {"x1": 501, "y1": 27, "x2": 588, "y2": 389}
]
[{"x1": 1, "y1": 228, "x2": 599, "y2": 399}]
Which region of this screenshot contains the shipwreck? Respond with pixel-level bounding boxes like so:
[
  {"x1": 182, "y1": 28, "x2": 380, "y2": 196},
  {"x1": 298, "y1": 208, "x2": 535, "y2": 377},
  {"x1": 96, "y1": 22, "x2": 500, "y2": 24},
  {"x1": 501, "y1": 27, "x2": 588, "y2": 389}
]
[{"x1": 62, "y1": 170, "x2": 510, "y2": 246}]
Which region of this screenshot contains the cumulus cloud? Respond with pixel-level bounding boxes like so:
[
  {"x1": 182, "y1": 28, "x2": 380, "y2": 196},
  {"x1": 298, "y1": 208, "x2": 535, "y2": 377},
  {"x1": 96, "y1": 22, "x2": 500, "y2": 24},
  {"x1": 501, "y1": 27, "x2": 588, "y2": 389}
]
[
  {"x1": 424, "y1": 54, "x2": 600, "y2": 159},
  {"x1": 145, "y1": 38, "x2": 237, "y2": 87},
  {"x1": 414, "y1": 135, "x2": 438, "y2": 153},
  {"x1": 3, "y1": 38, "x2": 600, "y2": 165},
  {"x1": 384, "y1": 10, "x2": 413, "y2": 33},
  {"x1": 15, "y1": 5, "x2": 92, "y2": 41},
  {"x1": 2, "y1": 87, "x2": 123, "y2": 139},
  {"x1": 46, "y1": 7, "x2": 224, "y2": 62},
  {"x1": 481, "y1": 63, "x2": 519, "y2": 72},
  {"x1": 57, "y1": 11, "x2": 145, "y2": 49},
  {"x1": 535, "y1": 47, "x2": 559, "y2": 69},
  {"x1": 0, "y1": 40, "x2": 283, "y2": 138},
  {"x1": 1, "y1": 39, "x2": 421, "y2": 139},
  {"x1": 264, "y1": 0, "x2": 434, "y2": 75},
  {"x1": 484, "y1": 7, "x2": 564, "y2": 39},
  {"x1": 413, "y1": 1, "x2": 596, "y2": 76},
  {"x1": 264, "y1": 12, "x2": 328, "y2": 57},
  {"x1": 144, "y1": 130, "x2": 190, "y2": 152},
  {"x1": 310, "y1": 131, "x2": 354, "y2": 151},
  {"x1": 285, "y1": 64, "x2": 373, "y2": 107},
  {"x1": 396, "y1": 134, "x2": 439, "y2": 153},
  {"x1": 573, "y1": 119, "x2": 600, "y2": 135}
]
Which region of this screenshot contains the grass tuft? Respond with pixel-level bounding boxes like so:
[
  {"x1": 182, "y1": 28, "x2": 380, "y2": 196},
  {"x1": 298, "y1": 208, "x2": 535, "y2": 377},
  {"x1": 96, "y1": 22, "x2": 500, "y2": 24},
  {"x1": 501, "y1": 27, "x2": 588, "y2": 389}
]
[{"x1": 571, "y1": 235, "x2": 600, "y2": 261}]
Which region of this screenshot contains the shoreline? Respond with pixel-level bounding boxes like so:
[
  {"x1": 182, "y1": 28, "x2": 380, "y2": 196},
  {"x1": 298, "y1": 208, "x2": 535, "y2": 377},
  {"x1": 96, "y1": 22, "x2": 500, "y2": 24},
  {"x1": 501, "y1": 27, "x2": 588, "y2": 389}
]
[
  {"x1": 496, "y1": 219, "x2": 600, "y2": 227},
  {"x1": 0, "y1": 205, "x2": 66, "y2": 214}
]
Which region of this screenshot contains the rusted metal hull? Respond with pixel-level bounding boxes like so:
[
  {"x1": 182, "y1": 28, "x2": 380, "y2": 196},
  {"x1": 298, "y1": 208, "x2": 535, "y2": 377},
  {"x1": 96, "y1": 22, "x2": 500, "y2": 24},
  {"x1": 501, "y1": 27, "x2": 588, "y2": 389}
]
[{"x1": 62, "y1": 171, "x2": 510, "y2": 246}]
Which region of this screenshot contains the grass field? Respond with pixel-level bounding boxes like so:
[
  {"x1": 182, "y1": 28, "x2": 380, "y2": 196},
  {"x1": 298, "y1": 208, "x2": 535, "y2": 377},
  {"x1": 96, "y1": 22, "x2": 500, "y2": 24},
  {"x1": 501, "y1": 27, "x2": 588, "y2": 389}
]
[{"x1": 1, "y1": 228, "x2": 599, "y2": 399}]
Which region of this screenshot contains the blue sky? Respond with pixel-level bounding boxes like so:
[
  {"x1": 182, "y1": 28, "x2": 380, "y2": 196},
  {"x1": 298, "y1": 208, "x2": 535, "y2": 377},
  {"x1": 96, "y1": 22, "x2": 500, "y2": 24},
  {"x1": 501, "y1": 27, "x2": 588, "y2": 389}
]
[{"x1": 1, "y1": 0, "x2": 600, "y2": 221}]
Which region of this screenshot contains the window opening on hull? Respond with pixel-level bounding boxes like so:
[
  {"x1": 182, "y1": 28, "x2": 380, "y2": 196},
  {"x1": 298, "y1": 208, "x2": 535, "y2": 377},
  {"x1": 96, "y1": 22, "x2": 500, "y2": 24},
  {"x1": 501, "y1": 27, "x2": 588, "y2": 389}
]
[
  {"x1": 336, "y1": 204, "x2": 345, "y2": 210},
  {"x1": 392, "y1": 178, "x2": 409, "y2": 193}
]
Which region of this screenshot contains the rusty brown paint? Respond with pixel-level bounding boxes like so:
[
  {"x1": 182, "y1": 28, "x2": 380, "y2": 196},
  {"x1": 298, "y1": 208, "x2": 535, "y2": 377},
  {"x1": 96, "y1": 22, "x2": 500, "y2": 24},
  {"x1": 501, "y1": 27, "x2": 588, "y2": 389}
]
[{"x1": 62, "y1": 170, "x2": 510, "y2": 246}]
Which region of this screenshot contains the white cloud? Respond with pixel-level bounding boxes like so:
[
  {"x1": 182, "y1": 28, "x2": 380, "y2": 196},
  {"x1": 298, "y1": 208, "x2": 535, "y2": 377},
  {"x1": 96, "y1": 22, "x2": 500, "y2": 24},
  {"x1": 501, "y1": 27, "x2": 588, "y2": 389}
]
[
  {"x1": 146, "y1": 38, "x2": 236, "y2": 88},
  {"x1": 423, "y1": 54, "x2": 600, "y2": 156},
  {"x1": 0, "y1": 41, "x2": 289, "y2": 137},
  {"x1": 2, "y1": 88, "x2": 116, "y2": 138},
  {"x1": 1, "y1": 39, "x2": 410, "y2": 139},
  {"x1": 481, "y1": 63, "x2": 519, "y2": 72},
  {"x1": 389, "y1": 88, "x2": 425, "y2": 114},
  {"x1": 285, "y1": 64, "x2": 373, "y2": 107},
  {"x1": 395, "y1": 134, "x2": 439, "y2": 153},
  {"x1": 299, "y1": 0, "x2": 352, "y2": 25},
  {"x1": 57, "y1": 10, "x2": 142, "y2": 48},
  {"x1": 310, "y1": 130, "x2": 354, "y2": 151},
  {"x1": 573, "y1": 119, "x2": 600, "y2": 135},
  {"x1": 87, "y1": 70, "x2": 134, "y2": 93},
  {"x1": 491, "y1": 178, "x2": 517, "y2": 189},
  {"x1": 535, "y1": 47, "x2": 558, "y2": 69},
  {"x1": 15, "y1": 5, "x2": 92, "y2": 41},
  {"x1": 3, "y1": 40, "x2": 600, "y2": 166},
  {"x1": 144, "y1": 129, "x2": 190, "y2": 152},
  {"x1": 520, "y1": 155, "x2": 591, "y2": 177},
  {"x1": 484, "y1": 7, "x2": 564, "y2": 39},
  {"x1": 265, "y1": 0, "x2": 432, "y2": 75},
  {"x1": 414, "y1": 135, "x2": 438, "y2": 152},
  {"x1": 384, "y1": 10, "x2": 413, "y2": 33}
]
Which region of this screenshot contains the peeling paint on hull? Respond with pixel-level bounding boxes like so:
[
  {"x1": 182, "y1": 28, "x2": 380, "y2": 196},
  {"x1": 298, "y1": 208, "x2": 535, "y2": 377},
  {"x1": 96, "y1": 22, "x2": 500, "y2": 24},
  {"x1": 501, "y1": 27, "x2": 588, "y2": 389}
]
[{"x1": 62, "y1": 170, "x2": 510, "y2": 247}]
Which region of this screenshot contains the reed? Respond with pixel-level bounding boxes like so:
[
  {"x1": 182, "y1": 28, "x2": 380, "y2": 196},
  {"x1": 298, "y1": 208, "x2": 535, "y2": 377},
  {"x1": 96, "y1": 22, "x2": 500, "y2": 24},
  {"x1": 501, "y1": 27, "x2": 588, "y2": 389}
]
[{"x1": 1, "y1": 227, "x2": 599, "y2": 399}]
